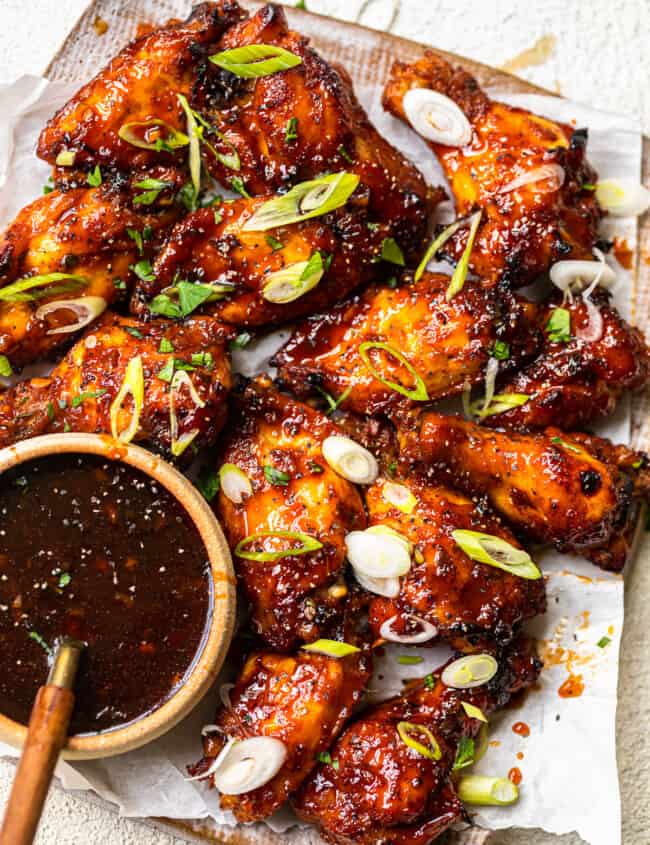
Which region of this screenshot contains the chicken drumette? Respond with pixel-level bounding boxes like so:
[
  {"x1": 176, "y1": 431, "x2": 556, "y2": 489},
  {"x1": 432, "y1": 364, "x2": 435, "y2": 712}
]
[
  {"x1": 0, "y1": 312, "x2": 232, "y2": 458},
  {"x1": 383, "y1": 52, "x2": 601, "y2": 286},
  {"x1": 214, "y1": 378, "x2": 366, "y2": 651},
  {"x1": 293, "y1": 638, "x2": 541, "y2": 845},
  {"x1": 274, "y1": 272, "x2": 539, "y2": 416}
]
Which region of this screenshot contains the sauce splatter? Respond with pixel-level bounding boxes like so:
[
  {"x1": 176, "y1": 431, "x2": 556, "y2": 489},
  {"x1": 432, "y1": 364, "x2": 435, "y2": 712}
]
[
  {"x1": 558, "y1": 674, "x2": 585, "y2": 698},
  {"x1": 613, "y1": 237, "x2": 634, "y2": 270},
  {"x1": 512, "y1": 721, "x2": 530, "y2": 737},
  {"x1": 516, "y1": 751, "x2": 524, "y2": 761},
  {"x1": 501, "y1": 35, "x2": 556, "y2": 74},
  {"x1": 508, "y1": 767, "x2": 523, "y2": 785},
  {"x1": 92, "y1": 15, "x2": 108, "y2": 36}
]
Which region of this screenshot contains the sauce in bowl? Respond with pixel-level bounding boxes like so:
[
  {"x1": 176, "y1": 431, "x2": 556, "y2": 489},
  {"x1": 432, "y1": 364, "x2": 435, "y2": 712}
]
[{"x1": 0, "y1": 454, "x2": 211, "y2": 735}]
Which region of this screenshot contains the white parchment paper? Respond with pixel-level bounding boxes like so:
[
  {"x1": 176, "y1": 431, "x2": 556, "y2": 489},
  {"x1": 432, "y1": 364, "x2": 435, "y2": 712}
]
[{"x1": 0, "y1": 75, "x2": 643, "y2": 845}]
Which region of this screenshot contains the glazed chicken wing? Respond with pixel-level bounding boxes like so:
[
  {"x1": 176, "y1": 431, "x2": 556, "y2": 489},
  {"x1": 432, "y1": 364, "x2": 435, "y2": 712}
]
[
  {"x1": 192, "y1": 645, "x2": 372, "y2": 821},
  {"x1": 398, "y1": 411, "x2": 638, "y2": 569},
  {"x1": 486, "y1": 290, "x2": 650, "y2": 431},
  {"x1": 363, "y1": 476, "x2": 546, "y2": 651},
  {"x1": 131, "y1": 199, "x2": 392, "y2": 327},
  {"x1": 0, "y1": 312, "x2": 232, "y2": 458},
  {"x1": 274, "y1": 272, "x2": 539, "y2": 415},
  {"x1": 214, "y1": 378, "x2": 366, "y2": 651},
  {"x1": 0, "y1": 183, "x2": 179, "y2": 368},
  {"x1": 383, "y1": 52, "x2": 601, "y2": 285},
  {"x1": 293, "y1": 638, "x2": 541, "y2": 845}
]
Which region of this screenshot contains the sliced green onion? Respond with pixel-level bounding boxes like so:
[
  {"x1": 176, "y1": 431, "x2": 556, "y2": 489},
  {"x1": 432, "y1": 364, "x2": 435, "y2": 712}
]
[
  {"x1": 118, "y1": 119, "x2": 189, "y2": 151},
  {"x1": 190, "y1": 107, "x2": 241, "y2": 171},
  {"x1": 34, "y1": 296, "x2": 107, "y2": 335},
  {"x1": 597, "y1": 636, "x2": 611, "y2": 648},
  {"x1": 345, "y1": 525, "x2": 412, "y2": 579},
  {"x1": 55, "y1": 150, "x2": 76, "y2": 167},
  {"x1": 210, "y1": 736, "x2": 288, "y2": 794},
  {"x1": 397, "y1": 721, "x2": 442, "y2": 761},
  {"x1": 235, "y1": 530, "x2": 323, "y2": 562},
  {"x1": 446, "y1": 210, "x2": 482, "y2": 300},
  {"x1": 397, "y1": 654, "x2": 423, "y2": 665},
  {"x1": 468, "y1": 392, "x2": 530, "y2": 419},
  {"x1": 358, "y1": 341, "x2": 428, "y2": 402},
  {"x1": 0, "y1": 273, "x2": 86, "y2": 303},
  {"x1": 110, "y1": 355, "x2": 144, "y2": 444},
  {"x1": 0, "y1": 356, "x2": 12, "y2": 377},
  {"x1": 322, "y1": 435, "x2": 378, "y2": 484},
  {"x1": 461, "y1": 702, "x2": 488, "y2": 722},
  {"x1": 414, "y1": 218, "x2": 466, "y2": 282},
  {"x1": 441, "y1": 654, "x2": 498, "y2": 690},
  {"x1": 262, "y1": 253, "x2": 325, "y2": 303},
  {"x1": 177, "y1": 94, "x2": 201, "y2": 201},
  {"x1": 546, "y1": 307, "x2": 571, "y2": 343},
  {"x1": 263, "y1": 465, "x2": 290, "y2": 486},
  {"x1": 452, "y1": 736, "x2": 475, "y2": 772},
  {"x1": 382, "y1": 481, "x2": 417, "y2": 514},
  {"x1": 219, "y1": 463, "x2": 253, "y2": 503},
  {"x1": 209, "y1": 44, "x2": 302, "y2": 79},
  {"x1": 474, "y1": 722, "x2": 489, "y2": 765},
  {"x1": 550, "y1": 436, "x2": 581, "y2": 454},
  {"x1": 301, "y1": 639, "x2": 360, "y2": 658},
  {"x1": 242, "y1": 172, "x2": 359, "y2": 231},
  {"x1": 594, "y1": 179, "x2": 650, "y2": 217},
  {"x1": 451, "y1": 529, "x2": 542, "y2": 580},
  {"x1": 169, "y1": 369, "x2": 206, "y2": 457},
  {"x1": 457, "y1": 775, "x2": 519, "y2": 806}
]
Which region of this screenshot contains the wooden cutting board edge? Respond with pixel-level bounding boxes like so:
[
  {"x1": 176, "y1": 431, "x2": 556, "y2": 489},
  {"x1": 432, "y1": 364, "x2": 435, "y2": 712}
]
[{"x1": 40, "y1": 3, "x2": 650, "y2": 844}]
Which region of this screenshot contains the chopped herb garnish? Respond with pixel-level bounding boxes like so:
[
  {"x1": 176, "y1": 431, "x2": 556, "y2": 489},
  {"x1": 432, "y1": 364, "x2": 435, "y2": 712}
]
[
  {"x1": 266, "y1": 234, "x2": 284, "y2": 252},
  {"x1": 196, "y1": 467, "x2": 220, "y2": 502},
  {"x1": 367, "y1": 222, "x2": 381, "y2": 232},
  {"x1": 43, "y1": 177, "x2": 54, "y2": 195},
  {"x1": 134, "y1": 177, "x2": 172, "y2": 206},
  {"x1": 191, "y1": 351, "x2": 214, "y2": 368},
  {"x1": 178, "y1": 180, "x2": 199, "y2": 212},
  {"x1": 387, "y1": 460, "x2": 398, "y2": 478},
  {"x1": 295, "y1": 0, "x2": 307, "y2": 8},
  {"x1": 318, "y1": 752, "x2": 332, "y2": 764},
  {"x1": 58, "y1": 572, "x2": 72, "y2": 588},
  {"x1": 386, "y1": 276, "x2": 398, "y2": 289},
  {"x1": 264, "y1": 465, "x2": 290, "y2": 486},
  {"x1": 149, "y1": 295, "x2": 182, "y2": 319},
  {"x1": 546, "y1": 307, "x2": 571, "y2": 343},
  {"x1": 29, "y1": 631, "x2": 52, "y2": 655},
  {"x1": 338, "y1": 144, "x2": 354, "y2": 163},
  {"x1": 308, "y1": 461, "x2": 324, "y2": 474},
  {"x1": 423, "y1": 673, "x2": 436, "y2": 690},
  {"x1": 178, "y1": 281, "x2": 214, "y2": 315},
  {"x1": 452, "y1": 736, "x2": 475, "y2": 772},
  {"x1": 550, "y1": 436, "x2": 581, "y2": 453},
  {"x1": 582, "y1": 183, "x2": 597, "y2": 191},
  {"x1": 597, "y1": 636, "x2": 611, "y2": 648},
  {"x1": 127, "y1": 227, "x2": 144, "y2": 255},
  {"x1": 63, "y1": 421, "x2": 71, "y2": 432},
  {"x1": 315, "y1": 384, "x2": 352, "y2": 415},
  {"x1": 491, "y1": 340, "x2": 510, "y2": 361},
  {"x1": 0, "y1": 355, "x2": 12, "y2": 377},
  {"x1": 114, "y1": 279, "x2": 126, "y2": 290},
  {"x1": 87, "y1": 164, "x2": 102, "y2": 187},
  {"x1": 130, "y1": 260, "x2": 155, "y2": 283},
  {"x1": 398, "y1": 655, "x2": 423, "y2": 665},
  {"x1": 157, "y1": 358, "x2": 196, "y2": 383},
  {"x1": 230, "y1": 176, "x2": 251, "y2": 198},
  {"x1": 47, "y1": 401, "x2": 55, "y2": 421},
  {"x1": 71, "y1": 389, "x2": 107, "y2": 408},
  {"x1": 213, "y1": 209, "x2": 223, "y2": 225},
  {"x1": 142, "y1": 225, "x2": 153, "y2": 241},
  {"x1": 159, "y1": 337, "x2": 174, "y2": 353},
  {"x1": 125, "y1": 327, "x2": 144, "y2": 339},
  {"x1": 230, "y1": 332, "x2": 252, "y2": 350},
  {"x1": 285, "y1": 117, "x2": 299, "y2": 143},
  {"x1": 380, "y1": 237, "x2": 405, "y2": 266}
]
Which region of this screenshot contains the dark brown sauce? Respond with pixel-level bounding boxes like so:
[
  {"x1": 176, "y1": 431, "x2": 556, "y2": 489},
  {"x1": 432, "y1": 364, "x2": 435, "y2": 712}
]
[
  {"x1": 612, "y1": 236, "x2": 633, "y2": 270},
  {"x1": 0, "y1": 454, "x2": 211, "y2": 735}
]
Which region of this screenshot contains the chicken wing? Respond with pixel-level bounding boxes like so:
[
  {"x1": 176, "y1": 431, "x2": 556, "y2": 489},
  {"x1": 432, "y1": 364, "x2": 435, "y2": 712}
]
[
  {"x1": 131, "y1": 199, "x2": 392, "y2": 327},
  {"x1": 192, "y1": 644, "x2": 372, "y2": 821},
  {"x1": 484, "y1": 290, "x2": 650, "y2": 431},
  {"x1": 383, "y1": 52, "x2": 601, "y2": 286},
  {"x1": 398, "y1": 411, "x2": 638, "y2": 568},
  {"x1": 0, "y1": 181, "x2": 180, "y2": 368},
  {"x1": 0, "y1": 312, "x2": 232, "y2": 458},
  {"x1": 293, "y1": 637, "x2": 541, "y2": 845},
  {"x1": 214, "y1": 378, "x2": 366, "y2": 650},
  {"x1": 274, "y1": 272, "x2": 539, "y2": 415},
  {"x1": 362, "y1": 476, "x2": 546, "y2": 651}
]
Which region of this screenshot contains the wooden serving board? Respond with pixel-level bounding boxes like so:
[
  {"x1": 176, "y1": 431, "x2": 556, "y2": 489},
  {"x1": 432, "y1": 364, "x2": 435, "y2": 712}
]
[{"x1": 43, "y1": 3, "x2": 650, "y2": 844}]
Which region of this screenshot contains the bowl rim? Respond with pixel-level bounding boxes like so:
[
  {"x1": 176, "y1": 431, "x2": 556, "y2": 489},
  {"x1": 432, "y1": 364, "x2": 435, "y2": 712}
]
[{"x1": 0, "y1": 432, "x2": 236, "y2": 760}]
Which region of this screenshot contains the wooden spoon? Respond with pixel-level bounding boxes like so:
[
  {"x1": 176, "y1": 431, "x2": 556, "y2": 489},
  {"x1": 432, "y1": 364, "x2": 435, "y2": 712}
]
[{"x1": 0, "y1": 639, "x2": 84, "y2": 845}]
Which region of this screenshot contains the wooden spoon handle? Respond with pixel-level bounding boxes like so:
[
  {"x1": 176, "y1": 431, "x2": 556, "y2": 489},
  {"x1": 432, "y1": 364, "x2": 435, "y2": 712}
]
[{"x1": 0, "y1": 684, "x2": 75, "y2": 845}]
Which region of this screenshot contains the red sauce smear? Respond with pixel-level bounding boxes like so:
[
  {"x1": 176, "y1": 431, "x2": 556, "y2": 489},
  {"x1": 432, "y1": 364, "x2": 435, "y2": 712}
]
[
  {"x1": 558, "y1": 674, "x2": 585, "y2": 698},
  {"x1": 613, "y1": 236, "x2": 634, "y2": 270},
  {"x1": 516, "y1": 751, "x2": 524, "y2": 761},
  {"x1": 512, "y1": 721, "x2": 530, "y2": 737},
  {"x1": 508, "y1": 767, "x2": 523, "y2": 785}
]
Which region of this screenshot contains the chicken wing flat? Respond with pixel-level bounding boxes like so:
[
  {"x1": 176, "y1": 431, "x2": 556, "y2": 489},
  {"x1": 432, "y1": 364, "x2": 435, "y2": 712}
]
[
  {"x1": 214, "y1": 378, "x2": 366, "y2": 650},
  {"x1": 398, "y1": 411, "x2": 638, "y2": 568},
  {"x1": 36, "y1": 3, "x2": 244, "y2": 175},
  {"x1": 273, "y1": 273, "x2": 539, "y2": 416},
  {"x1": 131, "y1": 199, "x2": 392, "y2": 327},
  {"x1": 293, "y1": 638, "x2": 541, "y2": 845},
  {"x1": 0, "y1": 312, "x2": 232, "y2": 458},
  {"x1": 485, "y1": 291, "x2": 650, "y2": 431},
  {"x1": 383, "y1": 52, "x2": 601, "y2": 286},
  {"x1": 193, "y1": 645, "x2": 372, "y2": 821},
  {"x1": 363, "y1": 476, "x2": 546, "y2": 652},
  {"x1": 0, "y1": 183, "x2": 179, "y2": 368}
]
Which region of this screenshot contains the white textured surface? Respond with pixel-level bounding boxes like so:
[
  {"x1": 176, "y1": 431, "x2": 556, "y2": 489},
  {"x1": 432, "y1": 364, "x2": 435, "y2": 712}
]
[{"x1": 0, "y1": 1, "x2": 648, "y2": 844}]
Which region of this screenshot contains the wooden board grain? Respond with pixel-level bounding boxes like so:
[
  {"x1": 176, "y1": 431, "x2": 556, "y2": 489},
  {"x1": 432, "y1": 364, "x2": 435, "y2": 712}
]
[{"x1": 42, "y1": 3, "x2": 650, "y2": 845}]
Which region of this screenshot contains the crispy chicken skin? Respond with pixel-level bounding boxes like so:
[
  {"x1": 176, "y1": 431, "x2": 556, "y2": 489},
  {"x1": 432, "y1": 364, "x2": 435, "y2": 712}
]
[
  {"x1": 214, "y1": 378, "x2": 366, "y2": 650},
  {"x1": 0, "y1": 313, "x2": 232, "y2": 457},
  {"x1": 293, "y1": 638, "x2": 541, "y2": 845},
  {"x1": 36, "y1": 3, "x2": 245, "y2": 174},
  {"x1": 398, "y1": 411, "x2": 634, "y2": 565},
  {"x1": 0, "y1": 184, "x2": 179, "y2": 368},
  {"x1": 363, "y1": 476, "x2": 546, "y2": 651},
  {"x1": 274, "y1": 273, "x2": 540, "y2": 416},
  {"x1": 193, "y1": 645, "x2": 372, "y2": 821},
  {"x1": 131, "y1": 200, "x2": 392, "y2": 326},
  {"x1": 383, "y1": 52, "x2": 601, "y2": 285},
  {"x1": 489, "y1": 291, "x2": 650, "y2": 430}
]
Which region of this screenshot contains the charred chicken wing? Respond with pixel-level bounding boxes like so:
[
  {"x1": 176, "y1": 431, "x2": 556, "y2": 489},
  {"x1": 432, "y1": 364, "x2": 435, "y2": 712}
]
[
  {"x1": 214, "y1": 378, "x2": 366, "y2": 651},
  {"x1": 274, "y1": 272, "x2": 539, "y2": 416},
  {"x1": 0, "y1": 312, "x2": 232, "y2": 457},
  {"x1": 383, "y1": 52, "x2": 601, "y2": 285},
  {"x1": 362, "y1": 476, "x2": 546, "y2": 651},
  {"x1": 193, "y1": 644, "x2": 372, "y2": 821},
  {"x1": 293, "y1": 638, "x2": 541, "y2": 845}
]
